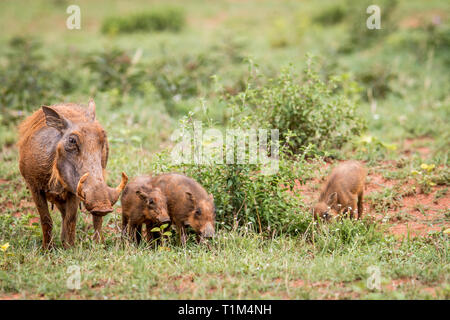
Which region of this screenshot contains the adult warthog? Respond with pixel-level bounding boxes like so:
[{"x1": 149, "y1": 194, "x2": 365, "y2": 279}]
[{"x1": 18, "y1": 99, "x2": 128, "y2": 249}]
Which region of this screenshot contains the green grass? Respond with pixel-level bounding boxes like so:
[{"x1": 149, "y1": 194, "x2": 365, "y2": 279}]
[
  {"x1": 0, "y1": 215, "x2": 448, "y2": 299},
  {"x1": 0, "y1": 0, "x2": 449, "y2": 299}
]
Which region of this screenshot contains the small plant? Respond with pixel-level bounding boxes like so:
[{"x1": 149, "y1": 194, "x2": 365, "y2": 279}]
[
  {"x1": 355, "y1": 135, "x2": 397, "y2": 160},
  {"x1": 150, "y1": 223, "x2": 172, "y2": 248},
  {"x1": 101, "y1": 7, "x2": 185, "y2": 35},
  {"x1": 0, "y1": 242, "x2": 11, "y2": 269},
  {"x1": 0, "y1": 242, "x2": 9, "y2": 252},
  {"x1": 411, "y1": 163, "x2": 436, "y2": 194}
]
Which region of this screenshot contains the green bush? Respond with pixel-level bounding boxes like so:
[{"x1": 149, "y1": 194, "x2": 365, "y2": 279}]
[
  {"x1": 84, "y1": 48, "x2": 147, "y2": 97},
  {"x1": 0, "y1": 37, "x2": 77, "y2": 120},
  {"x1": 313, "y1": 4, "x2": 346, "y2": 25},
  {"x1": 149, "y1": 111, "x2": 314, "y2": 236},
  {"x1": 101, "y1": 7, "x2": 185, "y2": 35},
  {"x1": 231, "y1": 57, "x2": 366, "y2": 153}
]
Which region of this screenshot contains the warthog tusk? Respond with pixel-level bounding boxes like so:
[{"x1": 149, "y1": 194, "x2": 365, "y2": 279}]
[
  {"x1": 116, "y1": 172, "x2": 128, "y2": 193},
  {"x1": 76, "y1": 173, "x2": 89, "y2": 201},
  {"x1": 107, "y1": 172, "x2": 128, "y2": 205}
]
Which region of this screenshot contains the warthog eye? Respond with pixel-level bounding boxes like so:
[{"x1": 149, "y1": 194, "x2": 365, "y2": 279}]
[
  {"x1": 148, "y1": 198, "x2": 155, "y2": 205},
  {"x1": 195, "y1": 208, "x2": 201, "y2": 216},
  {"x1": 65, "y1": 135, "x2": 79, "y2": 152}
]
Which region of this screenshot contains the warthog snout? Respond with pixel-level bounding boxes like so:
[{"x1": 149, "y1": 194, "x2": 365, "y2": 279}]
[
  {"x1": 83, "y1": 198, "x2": 113, "y2": 216},
  {"x1": 76, "y1": 172, "x2": 128, "y2": 216},
  {"x1": 90, "y1": 207, "x2": 113, "y2": 216},
  {"x1": 158, "y1": 215, "x2": 171, "y2": 224},
  {"x1": 201, "y1": 223, "x2": 215, "y2": 238}
]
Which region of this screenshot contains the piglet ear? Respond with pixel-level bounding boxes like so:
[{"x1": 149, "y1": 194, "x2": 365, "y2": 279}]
[
  {"x1": 136, "y1": 190, "x2": 148, "y2": 201},
  {"x1": 87, "y1": 98, "x2": 96, "y2": 121},
  {"x1": 327, "y1": 192, "x2": 338, "y2": 206},
  {"x1": 42, "y1": 106, "x2": 69, "y2": 132},
  {"x1": 186, "y1": 191, "x2": 196, "y2": 205}
]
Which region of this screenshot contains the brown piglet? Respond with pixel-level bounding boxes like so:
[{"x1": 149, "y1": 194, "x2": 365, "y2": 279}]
[
  {"x1": 121, "y1": 176, "x2": 170, "y2": 244},
  {"x1": 312, "y1": 161, "x2": 367, "y2": 221},
  {"x1": 149, "y1": 173, "x2": 216, "y2": 245}
]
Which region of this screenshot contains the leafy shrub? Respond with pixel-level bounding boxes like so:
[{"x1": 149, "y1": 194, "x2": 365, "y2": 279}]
[
  {"x1": 101, "y1": 7, "x2": 185, "y2": 35},
  {"x1": 313, "y1": 4, "x2": 346, "y2": 26},
  {"x1": 230, "y1": 57, "x2": 366, "y2": 153},
  {"x1": 84, "y1": 48, "x2": 147, "y2": 97},
  {"x1": 0, "y1": 37, "x2": 76, "y2": 120}
]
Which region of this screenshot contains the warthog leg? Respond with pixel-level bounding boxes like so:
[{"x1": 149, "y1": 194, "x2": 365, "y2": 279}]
[
  {"x1": 176, "y1": 223, "x2": 187, "y2": 247},
  {"x1": 357, "y1": 191, "x2": 364, "y2": 220},
  {"x1": 60, "y1": 193, "x2": 79, "y2": 248},
  {"x1": 121, "y1": 215, "x2": 129, "y2": 241},
  {"x1": 92, "y1": 215, "x2": 103, "y2": 243},
  {"x1": 31, "y1": 189, "x2": 53, "y2": 249},
  {"x1": 128, "y1": 223, "x2": 143, "y2": 245}
]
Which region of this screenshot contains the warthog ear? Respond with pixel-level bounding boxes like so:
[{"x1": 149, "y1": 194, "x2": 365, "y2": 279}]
[
  {"x1": 327, "y1": 192, "x2": 338, "y2": 206},
  {"x1": 87, "y1": 98, "x2": 96, "y2": 121},
  {"x1": 42, "y1": 106, "x2": 69, "y2": 132},
  {"x1": 136, "y1": 190, "x2": 148, "y2": 201},
  {"x1": 186, "y1": 191, "x2": 196, "y2": 206},
  {"x1": 153, "y1": 187, "x2": 161, "y2": 193},
  {"x1": 208, "y1": 193, "x2": 214, "y2": 201}
]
